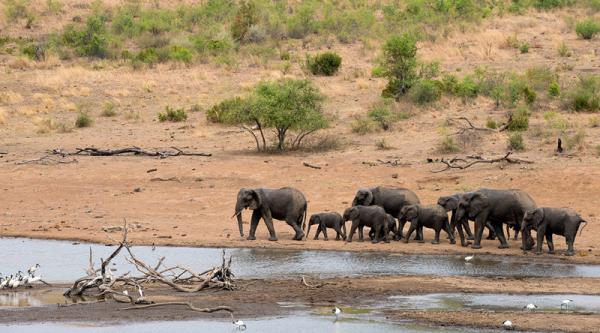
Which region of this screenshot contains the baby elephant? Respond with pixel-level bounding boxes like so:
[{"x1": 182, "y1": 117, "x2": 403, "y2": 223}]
[
  {"x1": 343, "y1": 206, "x2": 390, "y2": 243},
  {"x1": 522, "y1": 208, "x2": 588, "y2": 256},
  {"x1": 369, "y1": 214, "x2": 397, "y2": 241},
  {"x1": 400, "y1": 204, "x2": 455, "y2": 244},
  {"x1": 306, "y1": 212, "x2": 346, "y2": 241}
]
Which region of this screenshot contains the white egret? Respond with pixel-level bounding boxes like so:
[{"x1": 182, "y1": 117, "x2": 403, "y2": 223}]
[
  {"x1": 464, "y1": 254, "x2": 474, "y2": 262},
  {"x1": 522, "y1": 303, "x2": 538, "y2": 311},
  {"x1": 233, "y1": 320, "x2": 246, "y2": 330},
  {"x1": 28, "y1": 264, "x2": 40, "y2": 276},
  {"x1": 561, "y1": 299, "x2": 574, "y2": 311},
  {"x1": 502, "y1": 320, "x2": 514, "y2": 330},
  {"x1": 332, "y1": 306, "x2": 342, "y2": 320}
]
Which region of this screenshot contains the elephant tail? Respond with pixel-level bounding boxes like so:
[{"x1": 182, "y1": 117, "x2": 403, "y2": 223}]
[
  {"x1": 301, "y1": 202, "x2": 308, "y2": 232},
  {"x1": 579, "y1": 220, "x2": 588, "y2": 236}
]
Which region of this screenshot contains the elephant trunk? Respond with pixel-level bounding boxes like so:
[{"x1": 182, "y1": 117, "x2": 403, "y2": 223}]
[{"x1": 234, "y1": 201, "x2": 245, "y2": 237}]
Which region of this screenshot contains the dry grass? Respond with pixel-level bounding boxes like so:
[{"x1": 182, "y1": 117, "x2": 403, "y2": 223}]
[{"x1": 0, "y1": 107, "x2": 6, "y2": 124}]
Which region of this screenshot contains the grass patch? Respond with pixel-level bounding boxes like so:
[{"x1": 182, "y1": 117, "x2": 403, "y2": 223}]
[
  {"x1": 563, "y1": 75, "x2": 600, "y2": 112},
  {"x1": 101, "y1": 102, "x2": 117, "y2": 117},
  {"x1": 507, "y1": 132, "x2": 525, "y2": 151},
  {"x1": 158, "y1": 106, "x2": 188, "y2": 122},
  {"x1": 375, "y1": 138, "x2": 392, "y2": 150},
  {"x1": 564, "y1": 129, "x2": 586, "y2": 150},
  {"x1": 508, "y1": 106, "x2": 531, "y2": 131},
  {"x1": 306, "y1": 52, "x2": 342, "y2": 76},
  {"x1": 351, "y1": 116, "x2": 378, "y2": 135},
  {"x1": 576, "y1": 19, "x2": 600, "y2": 40},
  {"x1": 439, "y1": 136, "x2": 460, "y2": 153},
  {"x1": 75, "y1": 112, "x2": 93, "y2": 128}
]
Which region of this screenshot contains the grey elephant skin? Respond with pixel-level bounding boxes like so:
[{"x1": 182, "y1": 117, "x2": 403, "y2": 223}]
[
  {"x1": 456, "y1": 188, "x2": 536, "y2": 249},
  {"x1": 352, "y1": 187, "x2": 421, "y2": 240},
  {"x1": 233, "y1": 187, "x2": 307, "y2": 241},
  {"x1": 522, "y1": 207, "x2": 588, "y2": 256},
  {"x1": 400, "y1": 204, "x2": 455, "y2": 244},
  {"x1": 369, "y1": 214, "x2": 398, "y2": 241},
  {"x1": 307, "y1": 212, "x2": 346, "y2": 241},
  {"x1": 343, "y1": 206, "x2": 390, "y2": 243},
  {"x1": 438, "y1": 194, "x2": 474, "y2": 246}
]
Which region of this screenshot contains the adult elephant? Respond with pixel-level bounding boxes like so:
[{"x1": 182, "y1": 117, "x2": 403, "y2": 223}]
[
  {"x1": 233, "y1": 187, "x2": 307, "y2": 241},
  {"x1": 455, "y1": 188, "x2": 536, "y2": 249},
  {"x1": 438, "y1": 193, "x2": 497, "y2": 246},
  {"x1": 352, "y1": 187, "x2": 421, "y2": 240},
  {"x1": 521, "y1": 207, "x2": 588, "y2": 256}
]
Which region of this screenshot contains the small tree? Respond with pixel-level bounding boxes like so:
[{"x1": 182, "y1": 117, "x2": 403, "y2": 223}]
[
  {"x1": 207, "y1": 79, "x2": 328, "y2": 151},
  {"x1": 381, "y1": 33, "x2": 418, "y2": 100}
]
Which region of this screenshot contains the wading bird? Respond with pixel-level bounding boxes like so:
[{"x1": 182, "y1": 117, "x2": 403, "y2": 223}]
[
  {"x1": 502, "y1": 320, "x2": 514, "y2": 330},
  {"x1": 523, "y1": 303, "x2": 538, "y2": 311},
  {"x1": 28, "y1": 264, "x2": 40, "y2": 276},
  {"x1": 332, "y1": 306, "x2": 342, "y2": 320},
  {"x1": 561, "y1": 299, "x2": 573, "y2": 311},
  {"x1": 233, "y1": 320, "x2": 246, "y2": 330},
  {"x1": 464, "y1": 254, "x2": 474, "y2": 262}
]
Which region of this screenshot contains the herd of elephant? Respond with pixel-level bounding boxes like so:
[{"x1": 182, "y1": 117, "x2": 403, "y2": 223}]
[{"x1": 233, "y1": 187, "x2": 588, "y2": 256}]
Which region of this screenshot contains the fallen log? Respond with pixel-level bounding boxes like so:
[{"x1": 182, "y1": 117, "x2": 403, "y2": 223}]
[
  {"x1": 432, "y1": 152, "x2": 533, "y2": 173},
  {"x1": 53, "y1": 147, "x2": 211, "y2": 158},
  {"x1": 302, "y1": 161, "x2": 322, "y2": 169},
  {"x1": 123, "y1": 302, "x2": 233, "y2": 314}
]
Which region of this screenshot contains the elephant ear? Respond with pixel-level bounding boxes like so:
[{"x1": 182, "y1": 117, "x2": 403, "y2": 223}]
[
  {"x1": 469, "y1": 193, "x2": 488, "y2": 214},
  {"x1": 248, "y1": 190, "x2": 262, "y2": 210},
  {"x1": 363, "y1": 190, "x2": 374, "y2": 206},
  {"x1": 534, "y1": 208, "x2": 545, "y2": 227},
  {"x1": 447, "y1": 196, "x2": 459, "y2": 210}
]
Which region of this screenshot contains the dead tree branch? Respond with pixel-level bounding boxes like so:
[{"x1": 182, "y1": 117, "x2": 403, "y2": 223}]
[
  {"x1": 432, "y1": 152, "x2": 533, "y2": 173},
  {"x1": 16, "y1": 155, "x2": 78, "y2": 165},
  {"x1": 447, "y1": 116, "x2": 513, "y2": 135},
  {"x1": 52, "y1": 147, "x2": 211, "y2": 159},
  {"x1": 302, "y1": 161, "x2": 322, "y2": 169},
  {"x1": 301, "y1": 275, "x2": 326, "y2": 288}
]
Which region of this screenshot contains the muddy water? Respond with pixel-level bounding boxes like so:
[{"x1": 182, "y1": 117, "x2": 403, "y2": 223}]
[
  {"x1": 2, "y1": 237, "x2": 600, "y2": 283},
  {"x1": 385, "y1": 293, "x2": 600, "y2": 313},
  {"x1": 0, "y1": 315, "x2": 499, "y2": 333}
]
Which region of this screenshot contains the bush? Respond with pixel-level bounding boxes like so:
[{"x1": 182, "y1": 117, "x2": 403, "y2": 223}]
[
  {"x1": 351, "y1": 117, "x2": 378, "y2": 135},
  {"x1": 575, "y1": 19, "x2": 600, "y2": 40},
  {"x1": 158, "y1": 106, "x2": 188, "y2": 122},
  {"x1": 206, "y1": 97, "x2": 247, "y2": 123},
  {"x1": 557, "y1": 42, "x2": 571, "y2": 57},
  {"x1": 367, "y1": 102, "x2": 395, "y2": 130},
  {"x1": 455, "y1": 76, "x2": 479, "y2": 101},
  {"x1": 534, "y1": 0, "x2": 565, "y2": 9},
  {"x1": 101, "y1": 102, "x2": 117, "y2": 117},
  {"x1": 410, "y1": 80, "x2": 441, "y2": 105},
  {"x1": 231, "y1": 1, "x2": 258, "y2": 42},
  {"x1": 75, "y1": 112, "x2": 93, "y2": 128},
  {"x1": 564, "y1": 75, "x2": 600, "y2": 112},
  {"x1": 519, "y1": 42, "x2": 530, "y2": 54},
  {"x1": 565, "y1": 129, "x2": 586, "y2": 150},
  {"x1": 169, "y1": 45, "x2": 193, "y2": 63},
  {"x1": 508, "y1": 132, "x2": 525, "y2": 151},
  {"x1": 62, "y1": 14, "x2": 110, "y2": 58},
  {"x1": 439, "y1": 136, "x2": 460, "y2": 153},
  {"x1": 508, "y1": 106, "x2": 531, "y2": 131},
  {"x1": 375, "y1": 138, "x2": 392, "y2": 150},
  {"x1": 486, "y1": 119, "x2": 498, "y2": 129},
  {"x1": 381, "y1": 33, "x2": 418, "y2": 99},
  {"x1": 307, "y1": 52, "x2": 342, "y2": 76},
  {"x1": 549, "y1": 81, "x2": 561, "y2": 97}
]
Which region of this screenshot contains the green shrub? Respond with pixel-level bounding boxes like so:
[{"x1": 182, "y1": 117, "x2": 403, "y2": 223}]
[
  {"x1": 565, "y1": 129, "x2": 586, "y2": 150},
  {"x1": 486, "y1": 119, "x2": 498, "y2": 129},
  {"x1": 564, "y1": 75, "x2": 600, "y2": 112},
  {"x1": 534, "y1": 0, "x2": 565, "y2": 9},
  {"x1": 286, "y1": 4, "x2": 316, "y2": 39},
  {"x1": 441, "y1": 74, "x2": 459, "y2": 94},
  {"x1": 231, "y1": 1, "x2": 258, "y2": 42},
  {"x1": 371, "y1": 66, "x2": 385, "y2": 78},
  {"x1": 62, "y1": 14, "x2": 110, "y2": 58},
  {"x1": 439, "y1": 136, "x2": 460, "y2": 153},
  {"x1": 101, "y1": 102, "x2": 117, "y2": 117},
  {"x1": 158, "y1": 106, "x2": 188, "y2": 122},
  {"x1": 508, "y1": 106, "x2": 531, "y2": 131},
  {"x1": 306, "y1": 52, "x2": 342, "y2": 76},
  {"x1": 367, "y1": 102, "x2": 395, "y2": 130},
  {"x1": 557, "y1": 41, "x2": 571, "y2": 57},
  {"x1": 575, "y1": 19, "x2": 600, "y2": 40},
  {"x1": 75, "y1": 112, "x2": 93, "y2": 128},
  {"x1": 280, "y1": 50, "x2": 290, "y2": 61},
  {"x1": 4, "y1": 0, "x2": 30, "y2": 22},
  {"x1": 519, "y1": 42, "x2": 530, "y2": 54},
  {"x1": 206, "y1": 97, "x2": 247, "y2": 123},
  {"x1": 455, "y1": 76, "x2": 479, "y2": 101},
  {"x1": 589, "y1": 116, "x2": 600, "y2": 128},
  {"x1": 375, "y1": 138, "x2": 392, "y2": 150},
  {"x1": 169, "y1": 45, "x2": 193, "y2": 63},
  {"x1": 381, "y1": 33, "x2": 418, "y2": 99},
  {"x1": 549, "y1": 81, "x2": 561, "y2": 97},
  {"x1": 508, "y1": 132, "x2": 525, "y2": 151},
  {"x1": 410, "y1": 80, "x2": 441, "y2": 105},
  {"x1": 351, "y1": 117, "x2": 378, "y2": 135}
]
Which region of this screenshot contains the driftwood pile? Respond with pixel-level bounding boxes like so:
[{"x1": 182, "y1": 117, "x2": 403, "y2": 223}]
[{"x1": 63, "y1": 221, "x2": 234, "y2": 314}]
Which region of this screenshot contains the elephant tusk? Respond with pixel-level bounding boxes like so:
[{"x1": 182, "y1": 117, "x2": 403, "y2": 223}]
[{"x1": 231, "y1": 211, "x2": 242, "y2": 219}]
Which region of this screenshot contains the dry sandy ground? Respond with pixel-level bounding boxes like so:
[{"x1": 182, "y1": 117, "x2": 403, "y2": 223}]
[{"x1": 2, "y1": 276, "x2": 599, "y2": 332}]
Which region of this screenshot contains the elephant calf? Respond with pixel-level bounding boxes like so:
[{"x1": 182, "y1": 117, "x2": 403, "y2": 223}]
[
  {"x1": 522, "y1": 207, "x2": 588, "y2": 256},
  {"x1": 400, "y1": 204, "x2": 455, "y2": 244},
  {"x1": 343, "y1": 206, "x2": 390, "y2": 243},
  {"x1": 369, "y1": 214, "x2": 397, "y2": 241},
  {"x1": 307, "y1": 212, "x2": 346, "y2": 241}
]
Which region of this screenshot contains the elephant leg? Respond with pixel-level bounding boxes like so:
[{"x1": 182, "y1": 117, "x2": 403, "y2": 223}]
[
  {"x1": 513, "y1": 225, "x2": 520, "y2": 240},
  {"x1": 493, "y1": 223, "x2": 509, "y2": 249},
  {"x1": 546, "y1": 231, "x2": 555, "y2": 254},
  {"x1": 472, "y1": 213, "x2": 490, "y2": 249},
  {"x1": 444, "y1": 219, "x2": 455, "y2": 244},
  {"x1": 247, "y1": 210, "x2": 262, "y2": 240},
  {"x1": 485, "y1": 222, "x2": 496, "y2": 240},
  {"x1": 342, "y1": 223, "x2": 347, "y2": 240},
  {"x1": 286, "y1": 215, "x2": 304, "y2": 241},
  {"x1": 383, "y1": 220, "x2": 390, "y2": 243},
  {"x1": 456, "y1": 222, "x2": 468, "y2": 247},
  {"x1": 396, "y1": 218, "x2": 407, "y2": 240},
  {"x1": 314, "y1": 224, "x2": 321, "y2": 240},
  {"x1": 432, "y1": 228, "x2": 441, "y2": 244},
  {"x1": 307, "y1": 223, "x2": 313, "y2": 240},
  {"x1": 403, "y1": 221, "x2": 417, "y2": 244},
  {"x1": 463, "y1": 220, "x2": 474, "y2": 240},
  {"x1": 534, "y1": 227, "x2": 544, "y2": 254},
  {"x1": 358, "y1": 226, "x2": 364, "y2": 242},
  {"x1": 415, "y1": 226, "x2": 424, "y2": 241},
  {"x1": 321, "y1": 224, "x2": 329, "y2": 241},
  {"x1": 566, "y1": 233, "x2": 575, "y2": 256},
  {"x1": 262, "y1": 210, "x2": 278, "y2": 241},
  {"x1": 334, "y1": 225, "x2": 342, "y2": 240},
  {"x1": 347, "y1": 221, "x2": 358, "y2": 242},
  {"x1": 372, "y1": 225, "x2": 381, "y2": 244}
]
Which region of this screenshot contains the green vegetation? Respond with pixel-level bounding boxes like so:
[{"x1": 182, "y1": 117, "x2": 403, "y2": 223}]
[
  {"x1": 486, "y1": 118, "x2": 498, "y2": 129},
  {"x1": 306, "y1": 52, "x2": 342, "y2": 76},
  {"x1": 519, "y1": 42, "x2": 530, "y2": 53},
  {"x1": 439, "y1": 136, "x2": 460, "y2": 153},
  {"x1": 75, "y1": 112, "x2": 93, "y2": 128},
  {"x1": 575, "y1": 19, "x2": 600, "y2": 40},
  {"x1": 158, "y1": 106, "x2": 188, "y2": 122},
  {"x1": 375, "y1": 138, "x2": 392, "y2": 150},
  {"x1": 564, "y1": 129, "x2": 586, "y2": 150},
  {"x1": 549, "y1": 81, "x2": 561, "y2": 97},
  {"x1": 563, "y1": 75, "x2": 600, "y2": 112},
  {"x1": 207, "y1": 79, "x2": 327, "y2": 151},
  {"x1": 351, "y1": 116, "x2": 378, "y2": 135},
  {"x1": 101, "y1": 102, "x2": 117, "y2": 117},
  {"x1": 381, "y1": 33, "x2": 418, "y2": 99},
  {"x1": 508, "y1": 132, "x2": 525, "y2": 151},
  {"x1": 410, "y1": 79, "x2": 441, "y2": 105},
  {"x1": 508, "y1": 106, "x2": 531, "y2": 131},
  {"x1": 557, "y1": 41, "x2": 571, "y2": 57}
]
